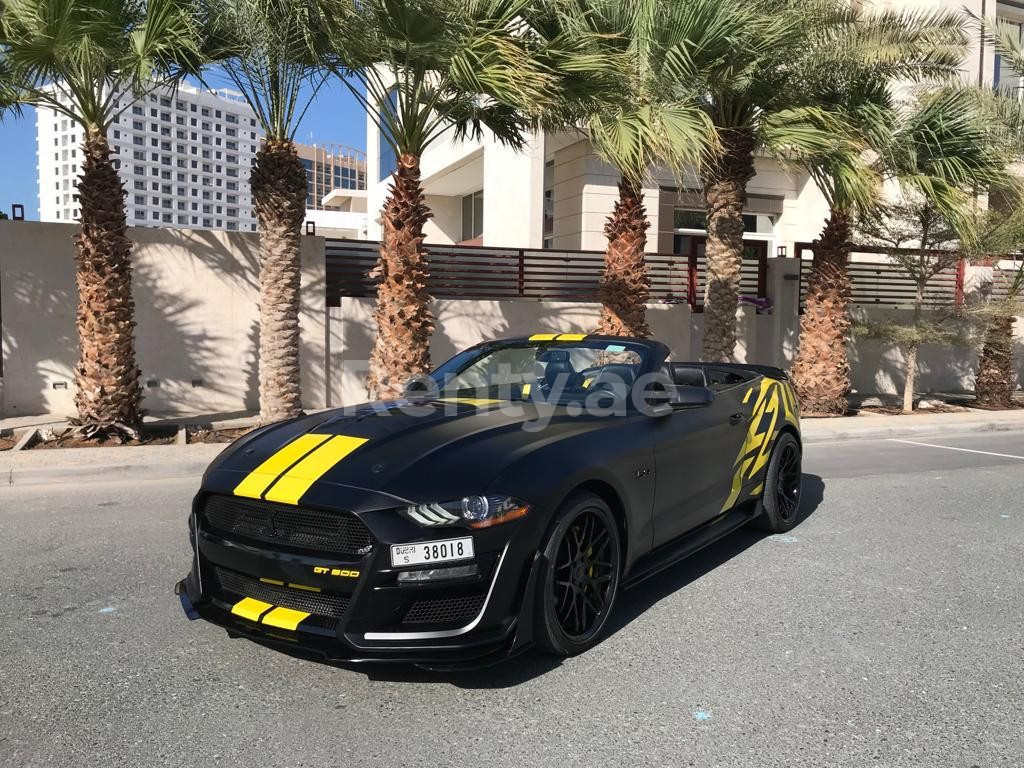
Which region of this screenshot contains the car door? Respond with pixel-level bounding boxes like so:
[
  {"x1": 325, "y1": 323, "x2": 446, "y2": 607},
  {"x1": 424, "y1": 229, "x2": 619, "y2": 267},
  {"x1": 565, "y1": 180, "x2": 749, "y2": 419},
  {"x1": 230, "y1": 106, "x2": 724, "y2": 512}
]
[{"x1": 650, "y1": 367, "x2": 756, "y2": 548}]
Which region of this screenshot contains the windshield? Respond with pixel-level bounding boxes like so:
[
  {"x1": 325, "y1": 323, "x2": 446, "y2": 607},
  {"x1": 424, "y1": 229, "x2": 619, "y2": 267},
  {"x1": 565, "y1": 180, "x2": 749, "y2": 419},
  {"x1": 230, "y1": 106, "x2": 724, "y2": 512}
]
[{"x1": 426, "y1": 339, "x2": 650, "y2": 405}]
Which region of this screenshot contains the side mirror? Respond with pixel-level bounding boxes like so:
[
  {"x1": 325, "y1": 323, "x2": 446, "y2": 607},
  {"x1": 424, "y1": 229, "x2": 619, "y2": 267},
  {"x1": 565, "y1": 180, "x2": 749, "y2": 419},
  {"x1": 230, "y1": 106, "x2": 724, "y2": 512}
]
[{"x1": 670, "y1": 385, "x2": 715, "y2": 407}]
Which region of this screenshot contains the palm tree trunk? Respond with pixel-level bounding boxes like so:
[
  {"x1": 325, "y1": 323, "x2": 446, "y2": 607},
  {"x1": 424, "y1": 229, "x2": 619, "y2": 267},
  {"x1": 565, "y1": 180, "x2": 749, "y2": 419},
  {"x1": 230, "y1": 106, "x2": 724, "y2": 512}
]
[
  {"x1": 791, "y1": 208, "x2": 853, "y2": 414},
  {"x1": 250, "y1": 138, "x2": 308, "y2": 424},
  {"x1": 597, "y1": 180, "x2": 651, "y2": 337},
  {"x1": 902, "y1": 342, "x2": 918, "y2": 413},
  {"x1": 71, "y1": 128, "x2": 142, "y2": 437},
  {"x1": 366, "y1": 153, "x2": 434, "y2": 400},
  {"x1": 975, "y1": 314, "x2": 1016, "y2": 407},
  {"x1": 701, "y1": 129, "x2": 756, "y2": 362}
]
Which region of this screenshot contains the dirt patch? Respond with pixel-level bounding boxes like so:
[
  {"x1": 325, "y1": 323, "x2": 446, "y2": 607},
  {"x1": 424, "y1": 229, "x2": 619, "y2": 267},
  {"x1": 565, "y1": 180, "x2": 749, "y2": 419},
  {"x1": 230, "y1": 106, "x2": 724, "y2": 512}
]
[
  {"x1": 967, "y1": 401, "x2": 1024, "y2": 411},
  {"x1": 0, "y1": 435, "x2": 17, "y2": 451},
  {"x1": 29, "y1": 427, "x2": 177, "y2": 449},
  {"x1": 187, "y1": 426, "x2": 254, "y2": 444}
]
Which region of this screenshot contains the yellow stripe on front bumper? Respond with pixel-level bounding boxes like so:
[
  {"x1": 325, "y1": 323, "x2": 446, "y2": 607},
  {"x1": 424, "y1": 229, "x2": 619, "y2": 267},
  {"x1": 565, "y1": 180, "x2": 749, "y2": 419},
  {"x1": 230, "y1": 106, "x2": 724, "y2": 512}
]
[
  {"x1": 232, "y1": 433, "x2": 331, "y2": 500},
  {"x1": 529, "y1": 333, "x2": 558, "y2": 341},
  {"x1": 261, "y1": 606, "x2": 311, "y2": 631},
  {"x1": 230, "y1": 597, "x2": 273, "y2": 622},
  {"x1": 263, "y1": 435, "x2": 369, "y2": 505},
  {"x1": 556, "y1": 333, "x2": 587, "y2": 341}
]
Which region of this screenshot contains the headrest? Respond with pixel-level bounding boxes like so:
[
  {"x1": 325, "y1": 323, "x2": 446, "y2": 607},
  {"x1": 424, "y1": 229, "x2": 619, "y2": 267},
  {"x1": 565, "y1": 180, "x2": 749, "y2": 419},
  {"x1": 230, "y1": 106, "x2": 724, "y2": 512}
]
[{"x1": 671, "y1": 364, "x2": 706, "y2": 387}]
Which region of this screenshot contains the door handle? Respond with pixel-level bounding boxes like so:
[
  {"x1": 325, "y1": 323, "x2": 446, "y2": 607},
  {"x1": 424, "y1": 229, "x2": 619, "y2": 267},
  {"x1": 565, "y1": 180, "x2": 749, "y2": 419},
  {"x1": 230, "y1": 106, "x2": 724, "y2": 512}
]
[{"x1": 729, "y1": 413, "x2": 744, "y2": 425}]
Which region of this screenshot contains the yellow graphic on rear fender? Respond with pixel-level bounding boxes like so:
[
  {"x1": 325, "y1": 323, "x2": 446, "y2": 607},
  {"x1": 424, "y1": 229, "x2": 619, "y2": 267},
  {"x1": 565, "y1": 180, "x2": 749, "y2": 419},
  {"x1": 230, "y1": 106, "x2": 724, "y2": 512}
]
[{"x1": 721, "y1": 378, "x2": 798, "y2": 511}]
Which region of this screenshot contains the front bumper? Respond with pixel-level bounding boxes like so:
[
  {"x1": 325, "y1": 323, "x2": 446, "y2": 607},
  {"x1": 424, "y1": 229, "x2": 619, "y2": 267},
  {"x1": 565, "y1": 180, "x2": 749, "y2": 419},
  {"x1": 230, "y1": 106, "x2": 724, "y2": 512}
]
[{"x1": 176, "y1": 492, "x2": 543, "y2": 667}]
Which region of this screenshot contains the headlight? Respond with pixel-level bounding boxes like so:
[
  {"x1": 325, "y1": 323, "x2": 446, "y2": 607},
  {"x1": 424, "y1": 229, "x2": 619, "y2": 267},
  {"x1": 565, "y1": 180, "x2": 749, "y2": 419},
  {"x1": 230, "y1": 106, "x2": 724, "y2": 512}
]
[{"x1": 402, "y1": 495, "x2": 530, "y2": 529}]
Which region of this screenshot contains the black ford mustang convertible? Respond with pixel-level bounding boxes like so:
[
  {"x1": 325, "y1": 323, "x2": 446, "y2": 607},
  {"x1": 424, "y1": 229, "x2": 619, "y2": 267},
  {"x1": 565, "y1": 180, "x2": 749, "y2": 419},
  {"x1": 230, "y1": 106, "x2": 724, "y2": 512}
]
[{"x1": 176, "y1": 334, "x2": 802, "y2": 667}]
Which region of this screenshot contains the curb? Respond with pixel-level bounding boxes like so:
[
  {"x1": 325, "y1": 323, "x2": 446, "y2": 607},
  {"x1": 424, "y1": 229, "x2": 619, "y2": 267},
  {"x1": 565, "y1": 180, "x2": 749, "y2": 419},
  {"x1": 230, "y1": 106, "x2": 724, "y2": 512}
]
[
  {"x1": 4, "y1": 460, "x2": 212, "y2": 488},
  {"x1": 800, "y1": 418, "x2": 1024, "y2": 443}
]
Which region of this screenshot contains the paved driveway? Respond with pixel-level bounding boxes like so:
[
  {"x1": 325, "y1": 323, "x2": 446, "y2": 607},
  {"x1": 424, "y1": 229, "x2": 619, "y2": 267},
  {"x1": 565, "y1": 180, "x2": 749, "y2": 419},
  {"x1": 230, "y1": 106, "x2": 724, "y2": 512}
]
[{"x1": 2, "y1": 432, "x2": 1022, "y2": 767}]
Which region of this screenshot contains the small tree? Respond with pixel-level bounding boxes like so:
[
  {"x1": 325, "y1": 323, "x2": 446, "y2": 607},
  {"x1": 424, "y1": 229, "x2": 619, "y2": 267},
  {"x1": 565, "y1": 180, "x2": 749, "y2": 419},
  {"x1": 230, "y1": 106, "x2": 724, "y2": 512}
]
[
  {"x1": 964, "y1": 207, "x2": 1024, "y2": 407},
  {"x1": 854, "y1": 201, "x2": 968, "y2": 413}
]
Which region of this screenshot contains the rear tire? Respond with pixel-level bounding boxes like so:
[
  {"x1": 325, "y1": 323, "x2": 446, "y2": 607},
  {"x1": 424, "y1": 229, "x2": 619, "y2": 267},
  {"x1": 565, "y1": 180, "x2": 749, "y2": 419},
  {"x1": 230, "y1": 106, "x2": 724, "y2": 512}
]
[
  {"x1": 756, "y1": 432, "x2": 802, "y2": 533},
  {"x1": 533, "y1": 492, "x2": 621, "y2": 656}
]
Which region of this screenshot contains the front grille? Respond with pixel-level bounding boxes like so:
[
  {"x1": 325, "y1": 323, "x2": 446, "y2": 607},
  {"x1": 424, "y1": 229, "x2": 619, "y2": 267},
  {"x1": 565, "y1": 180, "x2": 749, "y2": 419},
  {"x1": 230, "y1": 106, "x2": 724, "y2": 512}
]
[
  {"x1": 402, "y1": 593, "x2": 486, "y2": 625},
  {"x1": 214, "y1": 566, "x2": 351, "y2": 619},
  {"x1": 202, "y1": 494, "x2": 373, "y2": 556}
]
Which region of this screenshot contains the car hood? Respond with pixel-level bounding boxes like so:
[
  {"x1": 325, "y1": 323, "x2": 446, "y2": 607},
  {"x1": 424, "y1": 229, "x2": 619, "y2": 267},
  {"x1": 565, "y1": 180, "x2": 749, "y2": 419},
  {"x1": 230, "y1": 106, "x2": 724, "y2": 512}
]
[{"x1": 204, "y1": 399, "x2": 604, "y2": 508}]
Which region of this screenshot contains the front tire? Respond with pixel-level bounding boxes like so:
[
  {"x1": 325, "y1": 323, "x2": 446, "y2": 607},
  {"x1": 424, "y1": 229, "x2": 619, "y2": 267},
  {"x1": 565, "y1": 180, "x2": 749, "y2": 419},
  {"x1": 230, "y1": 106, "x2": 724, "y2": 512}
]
[
  {"x1": 533, "y1": 492, "x2": 622, "y2": 656},
  {"x1": 756, "y1": 432, "x2": 803, "y2": 533}
]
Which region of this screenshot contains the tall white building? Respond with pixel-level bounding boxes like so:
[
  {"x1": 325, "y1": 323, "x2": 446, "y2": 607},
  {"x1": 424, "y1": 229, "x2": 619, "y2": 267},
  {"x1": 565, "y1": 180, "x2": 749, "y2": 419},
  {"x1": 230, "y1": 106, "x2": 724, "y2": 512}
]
[{"x1": 36, "y1": 83, "x2": 262, "y2": 232}]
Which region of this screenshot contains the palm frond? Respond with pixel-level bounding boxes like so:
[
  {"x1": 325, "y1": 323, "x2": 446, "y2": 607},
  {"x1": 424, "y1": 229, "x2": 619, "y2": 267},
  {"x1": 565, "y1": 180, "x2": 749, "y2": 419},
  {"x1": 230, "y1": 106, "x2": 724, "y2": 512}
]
[{"x1": 0, "y1": 0, "x2": 202, "y2": 130}]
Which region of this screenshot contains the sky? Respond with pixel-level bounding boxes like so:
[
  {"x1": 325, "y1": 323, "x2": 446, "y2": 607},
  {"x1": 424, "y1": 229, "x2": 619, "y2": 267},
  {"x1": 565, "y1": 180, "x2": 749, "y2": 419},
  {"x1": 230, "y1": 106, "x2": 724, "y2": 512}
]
[{"x1": 0, "y1": 74, "x2": 367, "y2": 221}]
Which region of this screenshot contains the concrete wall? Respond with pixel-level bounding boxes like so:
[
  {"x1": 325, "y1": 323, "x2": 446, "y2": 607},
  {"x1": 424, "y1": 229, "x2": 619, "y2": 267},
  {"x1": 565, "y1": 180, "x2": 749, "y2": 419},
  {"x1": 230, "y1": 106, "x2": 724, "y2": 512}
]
[
  {"x1": 0, "y1": 221, "x2": 326, "y2": 418},
  {"x1": 2, "y1": 221, "x2": 1021, "y2": 418}
]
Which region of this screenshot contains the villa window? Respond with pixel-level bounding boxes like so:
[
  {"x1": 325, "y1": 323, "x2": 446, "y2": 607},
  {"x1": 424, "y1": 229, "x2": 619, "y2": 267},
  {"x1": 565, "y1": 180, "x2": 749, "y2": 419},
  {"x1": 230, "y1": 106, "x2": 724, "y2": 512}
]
[{"x1": 461, "y1": 190, "x2": 484, "y2": 242}]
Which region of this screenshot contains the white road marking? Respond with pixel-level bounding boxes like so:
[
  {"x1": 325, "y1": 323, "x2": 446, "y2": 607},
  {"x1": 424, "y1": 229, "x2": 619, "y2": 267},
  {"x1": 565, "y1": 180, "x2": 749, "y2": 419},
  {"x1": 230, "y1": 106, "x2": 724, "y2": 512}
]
[{"x1": 888, "y1": 438, "x2": 1024, "y2": 460}]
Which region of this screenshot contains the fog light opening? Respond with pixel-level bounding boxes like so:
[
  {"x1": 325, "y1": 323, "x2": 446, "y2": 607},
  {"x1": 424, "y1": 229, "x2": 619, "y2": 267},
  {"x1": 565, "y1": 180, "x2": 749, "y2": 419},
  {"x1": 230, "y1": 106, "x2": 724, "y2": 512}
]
[{"x1": 397, "y1": 564, "x2": 480, "y2": 583}]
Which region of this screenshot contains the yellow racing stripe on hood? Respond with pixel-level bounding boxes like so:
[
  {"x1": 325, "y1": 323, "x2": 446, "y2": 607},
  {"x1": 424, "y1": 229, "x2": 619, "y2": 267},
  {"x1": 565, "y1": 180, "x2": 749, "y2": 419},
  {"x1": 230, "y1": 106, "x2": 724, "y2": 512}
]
[
  {"x1": 263, "y1": 435, "x2": 369, "y2": 505},
  {"x1": 232, "y1": 433, "x2": 331, "y2": 500}
]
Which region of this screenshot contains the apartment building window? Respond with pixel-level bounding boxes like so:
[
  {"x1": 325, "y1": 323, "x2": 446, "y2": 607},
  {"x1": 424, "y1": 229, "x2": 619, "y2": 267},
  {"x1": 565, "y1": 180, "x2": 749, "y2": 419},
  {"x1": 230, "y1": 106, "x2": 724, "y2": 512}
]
[
  {"x1": 132, "y1": 105, "x2": 144, "y2": 115},
  {"x1": 135, "y1": 195, "x2": 145, "y2": 205},
  {"x1": 160, "y1": 97, "x2": 171, "y2": 107},
  {"x1": 461, "y1": 191, "x2": 484, "y2": 242},
  {"x1": 227, "y1": 221, "x2": 238, "y2": 231}
]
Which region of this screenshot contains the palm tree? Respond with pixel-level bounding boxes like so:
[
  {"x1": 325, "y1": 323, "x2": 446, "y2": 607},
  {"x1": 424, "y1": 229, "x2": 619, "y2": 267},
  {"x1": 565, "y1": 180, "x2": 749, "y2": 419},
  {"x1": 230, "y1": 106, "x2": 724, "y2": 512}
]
[
  {"x1": 325, "y1": 0, "x2": 554, "y2": 400},
  {"x1": 791, "y1": 7, "x2": 972, "y2": 414},
  {"x1": 199, "y1": 0, "x2": 344, "y2": 423},
  {"x1": 0, "y1": 0, "x2": 201, "y2": 439},
  {"x1": 695, "y1": 0, "x2": 869, "y2": 363},
  {"x1": 531, "y1": 0, "x2": 757, "y2": 338}
]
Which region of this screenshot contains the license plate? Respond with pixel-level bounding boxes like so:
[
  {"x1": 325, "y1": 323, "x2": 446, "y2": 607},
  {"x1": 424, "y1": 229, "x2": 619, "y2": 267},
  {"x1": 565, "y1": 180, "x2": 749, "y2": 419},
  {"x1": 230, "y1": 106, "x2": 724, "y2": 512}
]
[{"x1": 390, "y1": 537, "x2": 474, "y2": 567}]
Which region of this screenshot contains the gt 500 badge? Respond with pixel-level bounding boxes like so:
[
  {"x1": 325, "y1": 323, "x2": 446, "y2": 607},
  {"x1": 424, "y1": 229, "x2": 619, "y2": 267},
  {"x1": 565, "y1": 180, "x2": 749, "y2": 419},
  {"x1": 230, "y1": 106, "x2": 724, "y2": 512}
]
[{"x1": 313, "y1": 566, "x2": 360, "y2": 578}]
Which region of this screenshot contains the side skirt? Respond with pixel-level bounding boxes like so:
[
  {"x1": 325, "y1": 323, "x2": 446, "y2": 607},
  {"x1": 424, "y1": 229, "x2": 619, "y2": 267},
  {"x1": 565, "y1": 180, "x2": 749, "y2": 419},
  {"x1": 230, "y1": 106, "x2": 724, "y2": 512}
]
[{"x1": 621, "y1": 504, "x2": 759, "y2": 590}]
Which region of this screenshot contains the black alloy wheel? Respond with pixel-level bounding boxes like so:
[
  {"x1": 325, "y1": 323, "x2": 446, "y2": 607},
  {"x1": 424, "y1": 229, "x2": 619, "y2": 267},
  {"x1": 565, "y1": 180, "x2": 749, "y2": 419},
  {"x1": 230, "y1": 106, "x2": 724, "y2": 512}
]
[
  {"x1": 757, "y1": 432, "x2": 803, "y2": 533},
  {"x1": 534, "y1": 492, "x2": 621, "y2": 656}
]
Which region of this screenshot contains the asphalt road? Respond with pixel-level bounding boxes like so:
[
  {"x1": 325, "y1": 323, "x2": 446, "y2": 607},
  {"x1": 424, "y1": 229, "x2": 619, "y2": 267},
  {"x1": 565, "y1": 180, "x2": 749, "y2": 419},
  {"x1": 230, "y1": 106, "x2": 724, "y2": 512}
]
[{"x1": 2, "y1": 431, "x2": 1023, "y2": 768}]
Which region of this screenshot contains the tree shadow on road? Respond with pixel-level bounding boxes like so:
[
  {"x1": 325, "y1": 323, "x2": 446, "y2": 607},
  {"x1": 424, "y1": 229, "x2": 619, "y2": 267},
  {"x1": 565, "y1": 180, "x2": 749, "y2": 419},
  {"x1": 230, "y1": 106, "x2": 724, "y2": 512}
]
[{"x1": 323, "y1": 473, "x2": 827, "y2": 689}]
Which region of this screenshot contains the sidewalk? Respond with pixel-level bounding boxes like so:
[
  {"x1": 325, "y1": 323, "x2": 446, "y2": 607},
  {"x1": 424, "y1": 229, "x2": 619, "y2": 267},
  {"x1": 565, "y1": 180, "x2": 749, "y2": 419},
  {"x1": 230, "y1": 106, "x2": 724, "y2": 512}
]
[
  {"x1": 3, "y1": 408, "x2": 1024, "y2": 488},
  {"x1": 799, "y1": 407, "x2": 1024, "y2": 442}
]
